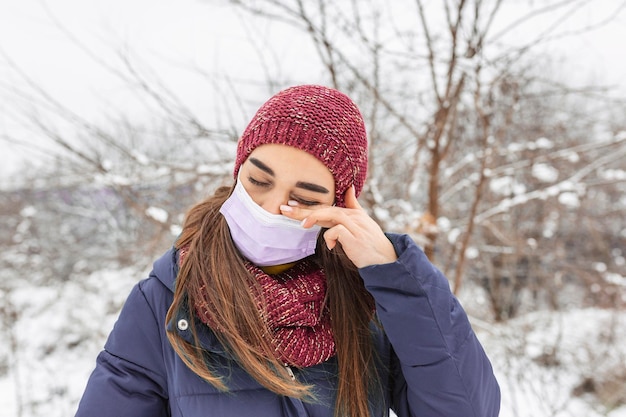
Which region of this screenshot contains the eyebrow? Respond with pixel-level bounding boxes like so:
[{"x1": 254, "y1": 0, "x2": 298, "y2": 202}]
[
  {"x1": 249, "y1": 158, "x2": 274, "y2": 175},
  {"x1": 248, "y1": 157, "x2": 330, "y2": 194},
  {"x1": 295, "y1": 181, "x2": 330, "y2": 194}
]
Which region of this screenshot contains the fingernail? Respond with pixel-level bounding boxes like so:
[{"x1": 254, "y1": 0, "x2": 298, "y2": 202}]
[
  {"x1": 287, "y1": 200, "x2": 299, "y2": 207},
  {"x1": 300, "y1": 218, "x2": 308, "y2": 227},
  {"x1": 280, "y1": 205, "x2": 293, "y2": 212}
]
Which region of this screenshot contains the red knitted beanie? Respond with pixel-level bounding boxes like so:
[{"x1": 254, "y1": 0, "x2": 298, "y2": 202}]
[{"x1": 234, "y1": 85, "x2": 368, "y2": 207}]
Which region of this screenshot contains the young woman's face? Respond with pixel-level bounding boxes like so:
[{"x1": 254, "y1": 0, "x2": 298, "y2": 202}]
[{"x1": 239, "y1": 144, "x2": 336, "y2": 214}]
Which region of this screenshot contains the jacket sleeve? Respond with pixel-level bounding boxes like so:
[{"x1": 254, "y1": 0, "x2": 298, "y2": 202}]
[
  {"x1": 359, "y1": 234, "x2": 500, "y2": 417},
  {"x1": 75, "y1": 279, "x2": 170, "y2": 417}
]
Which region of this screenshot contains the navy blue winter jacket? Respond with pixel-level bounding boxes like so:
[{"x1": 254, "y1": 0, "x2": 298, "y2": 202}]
[{"x1": 75, "y1": 233, "x2": 500, "y2": 416}]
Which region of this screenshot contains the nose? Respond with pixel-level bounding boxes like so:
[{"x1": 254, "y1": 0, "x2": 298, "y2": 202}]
[{"x1": 258, "y1": 190, "x2": 288, "y2": 215}]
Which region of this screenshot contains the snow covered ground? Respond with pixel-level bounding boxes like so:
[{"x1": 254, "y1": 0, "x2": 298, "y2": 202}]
[
  {"x1": 483, "y1": 309, "x2": 626, "y2": 417},
  {"x1": 1, "y1": 264, "x2": 624, "y2": 417}
]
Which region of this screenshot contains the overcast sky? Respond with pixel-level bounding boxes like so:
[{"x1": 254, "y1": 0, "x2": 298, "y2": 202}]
[{"x1": 1, "y1": 0, "x2": 625, "y2": 177}]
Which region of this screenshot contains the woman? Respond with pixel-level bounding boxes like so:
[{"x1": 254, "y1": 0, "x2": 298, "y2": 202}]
[{"x1": 76, "y1": 85, "x2": 500, "y2": 417}]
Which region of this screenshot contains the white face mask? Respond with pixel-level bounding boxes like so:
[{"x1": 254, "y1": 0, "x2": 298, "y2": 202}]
[{"x1": 219, "y1": 178, "x2": 322, "y2": 266}]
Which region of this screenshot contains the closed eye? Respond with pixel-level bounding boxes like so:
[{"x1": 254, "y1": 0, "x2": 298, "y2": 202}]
[
  {"x1": 247, "y1": 176, "x2": 270, "y2": 187},
  {"x1": 291, "y1": 196, "x2": 320, "y2": 206}
]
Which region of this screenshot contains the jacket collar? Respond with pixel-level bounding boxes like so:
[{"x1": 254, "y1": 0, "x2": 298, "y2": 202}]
[
  {"x1": 149, "y1": 247, "x2": 229, "y2": 356},
  {"x1": 150, "y1": 247, "x2": 178, "y2": 293}
]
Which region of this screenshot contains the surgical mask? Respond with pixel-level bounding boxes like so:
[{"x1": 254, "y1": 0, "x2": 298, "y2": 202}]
[{"x1": 219, "y1": 178, "x2": 321, "y2": 266}]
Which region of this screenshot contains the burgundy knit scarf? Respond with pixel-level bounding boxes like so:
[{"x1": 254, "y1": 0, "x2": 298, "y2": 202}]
[{"x1": 179, "y1": 246, "x2": 335, "y2": 368}]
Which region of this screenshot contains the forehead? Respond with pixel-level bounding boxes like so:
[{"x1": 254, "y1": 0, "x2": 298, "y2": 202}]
[{"x1": 247, "y1": 144, "x2": 329, "y2": 173}]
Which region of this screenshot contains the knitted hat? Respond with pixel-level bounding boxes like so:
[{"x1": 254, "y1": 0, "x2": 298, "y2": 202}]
[{"x1": 234, "y1": 85, "x2": 368, "y2": 207}]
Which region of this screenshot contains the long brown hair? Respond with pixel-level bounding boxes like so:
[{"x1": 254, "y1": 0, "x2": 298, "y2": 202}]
[{"x1": 165, "y1": 185, "x2": 381, "y2": 416}]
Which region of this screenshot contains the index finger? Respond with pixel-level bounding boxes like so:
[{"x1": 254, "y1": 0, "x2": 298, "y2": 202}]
[
  {"x1": 344, "y1": 185, "x2": 362, "y2": 210},
  {"x1": 301, "y1": 206, "x2": 356, "y2": 229}
]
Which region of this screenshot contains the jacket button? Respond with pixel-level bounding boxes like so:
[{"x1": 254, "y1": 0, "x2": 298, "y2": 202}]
[{"x1": 177, "y1": 319, "x2": 189, "y2": 331}]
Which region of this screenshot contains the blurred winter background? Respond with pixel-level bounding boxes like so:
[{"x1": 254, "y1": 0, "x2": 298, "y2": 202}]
[{"x1": 1, "y1": 0, "x2": 625, "y2": 416}]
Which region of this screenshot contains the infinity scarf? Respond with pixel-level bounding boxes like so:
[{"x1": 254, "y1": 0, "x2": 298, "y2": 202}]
[{"x1": 179, "y1": 246, "x2": 335, "y2": 368}]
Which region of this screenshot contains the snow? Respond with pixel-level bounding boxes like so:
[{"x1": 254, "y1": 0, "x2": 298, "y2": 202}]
[
  {"x1": 436, "y1": 216, "x2": 451, "y2": 232},
  {"x1": 447, "y1": 228, "x2": 461, "y2": 244},
  {"x1": 93, "y1": 173, "x2": 132, "y2": 187},
  {"x1": 532, "y1": 163, "x2": 560, "y2": 183},
  {"x1": 196, "y1": 163, "x2": 232, "y2": 176},
  {"x1": 0, "y1": 267, "x2": 142, "y2": 417},
  {"x1": 558, "y1": 191, "x2": 580, "y2": 208},
  {"x1": 145, "y1": 206, "x2": 169, "y2": 223},
  {"x1": 482, "y1": 309, "x2": 626, "y2": 417},
  {"x1": 465, "y1": 247, "x2": 480, "y2": 260},
  {"x1": 170, "y1": 224, "x2": 183, "y2": 237},
  {"x1": 2, "y1": 265, "x2": 626, "y2": 416},
  {"x1": 600, "y1": 169, "x2": 626, "y2": 181},
  {"x1": 604, "y1": 273, "x2": 626, "y2": 287},
  {"x1": 535, "y1": 137, "x2": 554, "y2": 149},
  {"x1": 490, "y1": 176, "x2": 527, "y2": 196},
  {"x1": 131, "y1": 150, "x2": 150, "y2": 166},
  {"x1": 19, "y1": 206, "x2": 37, "y2": 218}
]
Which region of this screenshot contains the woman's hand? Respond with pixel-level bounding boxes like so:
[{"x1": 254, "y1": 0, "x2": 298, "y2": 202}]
[{"x1": 280, "y1": 186, "x2": 397, "y2": 268}]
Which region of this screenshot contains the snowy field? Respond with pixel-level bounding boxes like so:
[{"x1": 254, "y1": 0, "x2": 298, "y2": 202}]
[{"x1": 1, "y1": 264, "x2": 624, "y2": 417}]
